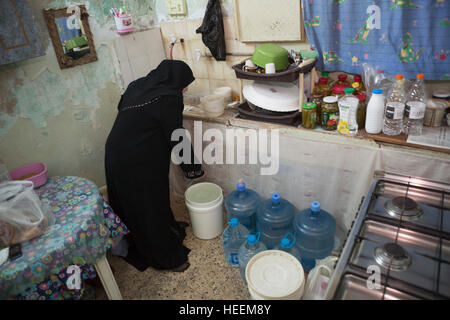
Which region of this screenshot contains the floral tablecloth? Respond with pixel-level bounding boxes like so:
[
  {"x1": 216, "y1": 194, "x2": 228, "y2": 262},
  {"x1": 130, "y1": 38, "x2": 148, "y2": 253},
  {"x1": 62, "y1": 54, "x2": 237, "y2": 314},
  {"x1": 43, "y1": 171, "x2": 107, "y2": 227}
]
[{"x1": 0, "y1": 176, "x2": 128, "y2": 300}]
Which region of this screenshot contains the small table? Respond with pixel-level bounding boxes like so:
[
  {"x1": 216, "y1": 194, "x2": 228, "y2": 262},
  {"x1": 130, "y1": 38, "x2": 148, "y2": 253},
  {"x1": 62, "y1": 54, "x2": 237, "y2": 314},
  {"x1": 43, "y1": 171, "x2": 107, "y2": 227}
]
[{"x1": 0, "y1": 176, "x2": 128, "y2": 300}]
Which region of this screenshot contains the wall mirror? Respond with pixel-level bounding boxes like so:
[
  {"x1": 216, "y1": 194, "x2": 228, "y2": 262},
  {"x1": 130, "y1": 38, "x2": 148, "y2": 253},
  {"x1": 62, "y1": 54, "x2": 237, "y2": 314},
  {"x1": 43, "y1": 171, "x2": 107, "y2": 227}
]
[{"x1": 43, "y1": 5, "x2": 97, "y2": 69}]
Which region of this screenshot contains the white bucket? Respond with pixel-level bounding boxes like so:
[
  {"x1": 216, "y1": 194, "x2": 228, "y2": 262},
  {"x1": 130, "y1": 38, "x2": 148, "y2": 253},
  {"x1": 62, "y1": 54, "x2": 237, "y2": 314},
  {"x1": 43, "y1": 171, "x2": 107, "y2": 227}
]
[
  {"x1": 246, "y1": 250, "x2": 305, "y2": 300},
  {"x1": 184, "y1": 182, "x2": 224, "y2": 240}
]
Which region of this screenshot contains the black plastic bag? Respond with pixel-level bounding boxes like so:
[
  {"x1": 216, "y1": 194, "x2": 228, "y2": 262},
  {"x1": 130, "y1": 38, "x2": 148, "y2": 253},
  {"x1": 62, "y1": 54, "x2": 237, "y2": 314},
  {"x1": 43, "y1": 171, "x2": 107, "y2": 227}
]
[{"x1": 196, "y1": 0, "x2": 226, "y2": 61}]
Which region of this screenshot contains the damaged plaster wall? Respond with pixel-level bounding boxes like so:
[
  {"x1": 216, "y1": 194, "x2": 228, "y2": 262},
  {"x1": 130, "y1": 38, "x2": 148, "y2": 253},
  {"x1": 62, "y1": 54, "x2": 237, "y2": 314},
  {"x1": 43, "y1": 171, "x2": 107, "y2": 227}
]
[{"x1": 0, "y1": 0, "x2": 157, "y2": 186}]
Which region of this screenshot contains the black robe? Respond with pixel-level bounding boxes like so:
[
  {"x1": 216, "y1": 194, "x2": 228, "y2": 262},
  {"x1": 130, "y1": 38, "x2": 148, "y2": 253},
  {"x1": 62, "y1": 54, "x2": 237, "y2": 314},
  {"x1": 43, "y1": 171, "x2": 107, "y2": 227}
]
[{"x1": 105, "y1": 60, "x2": 200, "y2": 271}]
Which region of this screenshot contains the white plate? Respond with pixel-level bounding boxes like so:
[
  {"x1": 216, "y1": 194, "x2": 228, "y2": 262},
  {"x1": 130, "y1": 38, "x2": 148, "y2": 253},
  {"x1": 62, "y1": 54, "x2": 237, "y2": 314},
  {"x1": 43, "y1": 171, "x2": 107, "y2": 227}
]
[{"x1": 243, "y1": 82, "x2": 299, "y2": 112}]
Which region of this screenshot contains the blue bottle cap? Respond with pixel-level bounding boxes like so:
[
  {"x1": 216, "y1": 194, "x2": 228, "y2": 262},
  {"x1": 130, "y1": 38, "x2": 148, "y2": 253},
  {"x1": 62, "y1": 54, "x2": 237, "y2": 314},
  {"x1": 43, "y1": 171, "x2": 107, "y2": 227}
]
[
  {"x1": 272, "y1": 193, "x2": 281, "y2": 204},
  {"x1": 311, "y1": 201, "x2": 321, "y2": 212},
  {"x1": 237, "y1": 182, "x2": 246, "y2": 191},
  {"x1": 280, "y1": 238, "x2": 290, "y2": 249},
  {"x1": 280, "y1": 232, "x2": 296, "y2": 249},
  {"x1": 247, "y1": 232, "x2": 260, "y2": 245},
  {"x1": 372, "y1": 88, "x2": 383, "y2": 94},
  {"x1": 228, "y1": 218, "x2": 239, "y2": 226}
]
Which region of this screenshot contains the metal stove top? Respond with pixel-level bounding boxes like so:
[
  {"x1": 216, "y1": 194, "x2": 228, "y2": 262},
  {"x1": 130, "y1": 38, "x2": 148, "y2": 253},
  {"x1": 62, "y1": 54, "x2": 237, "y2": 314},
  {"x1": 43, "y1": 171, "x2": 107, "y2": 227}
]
[{"x1": 326, "y1": 172, "x2": 450, "y2": 300}]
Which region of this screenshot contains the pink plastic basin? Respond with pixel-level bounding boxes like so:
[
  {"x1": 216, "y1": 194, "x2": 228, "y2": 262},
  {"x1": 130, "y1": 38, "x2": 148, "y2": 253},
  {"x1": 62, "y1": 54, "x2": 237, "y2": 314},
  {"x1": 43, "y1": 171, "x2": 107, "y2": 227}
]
[{"x1": 9, "y1": 162, "x2": 48, "y2": 188}]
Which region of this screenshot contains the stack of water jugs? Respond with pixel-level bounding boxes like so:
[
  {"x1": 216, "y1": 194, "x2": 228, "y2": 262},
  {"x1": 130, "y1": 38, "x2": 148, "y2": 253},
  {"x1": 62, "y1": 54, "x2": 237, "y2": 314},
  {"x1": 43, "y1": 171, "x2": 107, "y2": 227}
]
[{"x1": 222, "y1": 181, "x2": 336, "y2": 298}]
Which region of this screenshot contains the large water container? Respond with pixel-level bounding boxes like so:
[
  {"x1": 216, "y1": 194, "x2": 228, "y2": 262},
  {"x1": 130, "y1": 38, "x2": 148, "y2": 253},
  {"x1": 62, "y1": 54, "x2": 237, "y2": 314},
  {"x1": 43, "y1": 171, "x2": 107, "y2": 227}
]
[
  {"x1": 274, "y1": 232, "x2": 302, "y2": 264},
  {"x1": 293, "y1": 201, "x2": 336, "y2": 272},
  {"x1": 225, "y1": 182, "x2": 261, "y2": 233},
  {"x1": 238, "y1": 232, "x2": 267, "y2": 283},
  {"x1": 256, "y1": 193, "x2": 296, "y2": 249},
  {"x1": 222, "y1": 218, "x2": 249, "y2": 267}
]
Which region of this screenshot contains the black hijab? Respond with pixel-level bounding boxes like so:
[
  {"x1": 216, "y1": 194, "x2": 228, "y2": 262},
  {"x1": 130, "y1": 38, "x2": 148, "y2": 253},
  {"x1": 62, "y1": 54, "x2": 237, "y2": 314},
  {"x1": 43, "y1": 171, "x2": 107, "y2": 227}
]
[{"x1": 119, "y1": 60, "x2": 195, "y2": 111}]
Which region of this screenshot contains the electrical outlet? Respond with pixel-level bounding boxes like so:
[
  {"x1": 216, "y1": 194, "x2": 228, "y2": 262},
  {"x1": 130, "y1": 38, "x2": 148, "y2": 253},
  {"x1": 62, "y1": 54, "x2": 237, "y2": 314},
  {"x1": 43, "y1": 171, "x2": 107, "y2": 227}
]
[{"x1": 166, "y1": 0, "x2": 187, "y2": 16}]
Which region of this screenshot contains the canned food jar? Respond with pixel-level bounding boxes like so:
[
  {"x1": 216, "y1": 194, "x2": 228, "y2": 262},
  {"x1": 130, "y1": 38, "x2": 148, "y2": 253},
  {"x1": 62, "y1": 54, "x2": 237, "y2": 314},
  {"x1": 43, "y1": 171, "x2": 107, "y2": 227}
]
[
  {"x1": 302, "y1": 102, "x2": 317, "y2": 129},
  {"x1": 321, "y1": 96, "x2": 339, "y2": 131},
  {"x1": 355, "y1": 93, "x2": 367, "y2": 130},
  {"x1": 311, "y1": 94, "x2": 325, "y2": 125}
]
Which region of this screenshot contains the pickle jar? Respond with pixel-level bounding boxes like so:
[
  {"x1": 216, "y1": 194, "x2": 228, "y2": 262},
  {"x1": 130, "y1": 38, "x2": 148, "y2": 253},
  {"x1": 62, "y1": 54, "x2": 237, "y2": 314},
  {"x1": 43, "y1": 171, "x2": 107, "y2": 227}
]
[
  {"x1": 355, "y1": 93, "x2": 367, "y2": 130},
  {"x1": 311, "y1": 94, "x2": 324, "y2": 125},
  {"x1": 321, "y1": 96, "x2": 339, "y2": 131},
  {"x1": 302, "y1": 102, "x2": 317, "y2": 129}
]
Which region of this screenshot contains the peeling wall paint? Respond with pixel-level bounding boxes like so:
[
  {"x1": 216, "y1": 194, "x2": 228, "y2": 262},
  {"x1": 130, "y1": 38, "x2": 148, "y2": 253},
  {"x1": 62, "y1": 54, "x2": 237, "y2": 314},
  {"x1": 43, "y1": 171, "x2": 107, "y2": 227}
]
[{"x1": 0, "y1": 0, "x2": 157, "y2": 186}]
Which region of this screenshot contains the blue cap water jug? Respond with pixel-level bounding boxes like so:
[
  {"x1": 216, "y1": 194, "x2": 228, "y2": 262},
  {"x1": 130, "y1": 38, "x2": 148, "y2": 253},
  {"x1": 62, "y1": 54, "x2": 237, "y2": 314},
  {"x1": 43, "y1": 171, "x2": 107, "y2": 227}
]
[
  {"x1": 293, "y1": 201, "x2": 336, "y2": 272},
  {"x1": 225, "y1": 182, "x2": 261, "y2": 233},
  {"x1": 256, "y1": 193, "x2": 296, "y2": 249}
]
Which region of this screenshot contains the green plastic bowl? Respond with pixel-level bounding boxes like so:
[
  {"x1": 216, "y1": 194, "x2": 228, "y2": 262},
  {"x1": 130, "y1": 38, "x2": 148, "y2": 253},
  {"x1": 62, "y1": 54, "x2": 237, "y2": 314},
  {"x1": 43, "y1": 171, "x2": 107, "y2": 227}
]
[{"x1": 250, "y1": 44, "x2": 289, "y2": 71}]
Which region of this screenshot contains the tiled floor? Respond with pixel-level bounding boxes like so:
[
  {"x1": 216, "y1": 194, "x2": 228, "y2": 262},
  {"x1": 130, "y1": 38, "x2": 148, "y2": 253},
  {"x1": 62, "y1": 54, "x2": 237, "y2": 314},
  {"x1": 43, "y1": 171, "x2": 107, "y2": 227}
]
[{"x1": 94, "y1": 194, "x2": 250, "y2": 300}]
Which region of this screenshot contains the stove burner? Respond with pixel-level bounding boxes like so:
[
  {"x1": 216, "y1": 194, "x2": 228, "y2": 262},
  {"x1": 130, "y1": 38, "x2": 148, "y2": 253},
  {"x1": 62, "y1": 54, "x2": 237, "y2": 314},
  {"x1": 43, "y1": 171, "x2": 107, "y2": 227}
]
[
  {"x1": 374, "y1": 242, "x2": 412, "y2": 272},
  {"x1": 384, "y1": 196, "x2": 422, "y2": 221}
]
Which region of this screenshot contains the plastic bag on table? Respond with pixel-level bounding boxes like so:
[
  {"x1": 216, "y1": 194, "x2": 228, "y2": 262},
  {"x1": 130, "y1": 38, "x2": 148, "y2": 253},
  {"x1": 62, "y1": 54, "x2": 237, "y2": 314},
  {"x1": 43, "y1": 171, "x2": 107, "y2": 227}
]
[
  {"x1": 0, "y1": 181, "x2": 54, "y2": 247},
  {"x1": 302, "y1": 256, "x2": 338, "y2": 300}
]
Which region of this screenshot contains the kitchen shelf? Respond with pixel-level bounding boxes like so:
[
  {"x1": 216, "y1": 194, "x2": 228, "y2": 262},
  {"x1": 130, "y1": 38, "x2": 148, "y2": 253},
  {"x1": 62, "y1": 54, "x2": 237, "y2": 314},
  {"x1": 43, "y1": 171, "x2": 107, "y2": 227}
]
[{"x1": 232, "y1": 58, "x2": 316, "y2": 82}]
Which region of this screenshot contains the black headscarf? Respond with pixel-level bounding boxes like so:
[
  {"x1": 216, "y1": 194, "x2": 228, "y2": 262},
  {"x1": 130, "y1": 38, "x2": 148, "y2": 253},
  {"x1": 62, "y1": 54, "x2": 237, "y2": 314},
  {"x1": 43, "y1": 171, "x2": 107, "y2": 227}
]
[{"x1": 119, "y1": 60, "x2": 195, "y2": 111}]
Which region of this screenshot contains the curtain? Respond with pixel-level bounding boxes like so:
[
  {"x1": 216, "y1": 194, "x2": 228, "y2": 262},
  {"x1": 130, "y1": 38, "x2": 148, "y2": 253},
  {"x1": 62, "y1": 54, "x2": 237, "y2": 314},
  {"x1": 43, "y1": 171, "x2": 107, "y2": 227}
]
[{"x1": 301, "y1": 0, "x2": 450, "y2": 80}]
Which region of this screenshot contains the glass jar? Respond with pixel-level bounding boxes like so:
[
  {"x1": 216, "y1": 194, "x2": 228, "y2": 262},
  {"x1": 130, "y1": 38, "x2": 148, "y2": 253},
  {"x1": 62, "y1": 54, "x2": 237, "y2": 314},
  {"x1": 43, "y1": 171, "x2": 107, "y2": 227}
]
[
  {"x1": 313, "y1": 77, "x2": 332, "y2": 96},
  {"x1": 337, "y1": 74, "x2": 349, "y2": 85},
  {"x1": 311, "y1": 94, "x2": 325, "y2": 125},
  {"x1": 355, "y1": 93, "x2": 367, "y2": 130},
  {"x1": 353, "y1": 75, "x2": 365, "y2": 93},
  {"x1": 302, "y1": 102, "x2": 317, "y2": 129},
  {"x1": 321, "y1": 96, "x2": 339, "y2": 131}
]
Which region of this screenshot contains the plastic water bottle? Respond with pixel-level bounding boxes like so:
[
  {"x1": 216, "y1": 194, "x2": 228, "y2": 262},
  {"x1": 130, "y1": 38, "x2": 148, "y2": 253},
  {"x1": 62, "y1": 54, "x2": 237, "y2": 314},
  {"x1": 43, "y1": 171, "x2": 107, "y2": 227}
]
[
  {"x1": 256, "y1": 193, "x2": 296, "y2": 249},
  {"x1": 238, "y1": 232, "x2": 267, "y2": 283},
  {"x1": 225, "y1": 181, "x2": 261, "y2": 233},
  {"x1": 293, "y1": 201, "x2": 336, "y2": 272},
  {"x1": 274, "y1": 232, "x2": 302, "y2": 264},
  {"x1": 337, "y1": 88, "x2": 359, "y2": 136},
  {"x1": 365, "y1": 89, "x2": 385, "y2": 134},
  {"x1": 383, "y1": 74, "x2": 406, "y2": 136},
  {"x1": 404, "y1": 73, "x2": 426, "y2": 136},
  {"x1": 222, "y1": 218, "x2": 249, "y2": 267}
]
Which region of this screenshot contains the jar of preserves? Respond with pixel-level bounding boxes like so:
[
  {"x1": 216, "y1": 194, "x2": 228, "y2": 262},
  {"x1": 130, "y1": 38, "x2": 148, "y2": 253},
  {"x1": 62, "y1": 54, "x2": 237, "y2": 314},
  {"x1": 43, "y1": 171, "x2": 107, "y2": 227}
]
[
  {"x1": 311, "y1": 94, "x2": 324, "y2": 125},
  {"x1": 321, "y1": 96, "x2": 339, "y2": 131},
  {"x1": 337, "y1": 74, "x2": 349, "y2": 85},
  {"x1": 302, "y1": 102, "x2": 317, "y2": 129},
  {"x1": 313, "y1": 77, "x2": 332, "y2": 96},
  {"x1": 355, "y1": 93, "x2": 367, "y2": 130}
]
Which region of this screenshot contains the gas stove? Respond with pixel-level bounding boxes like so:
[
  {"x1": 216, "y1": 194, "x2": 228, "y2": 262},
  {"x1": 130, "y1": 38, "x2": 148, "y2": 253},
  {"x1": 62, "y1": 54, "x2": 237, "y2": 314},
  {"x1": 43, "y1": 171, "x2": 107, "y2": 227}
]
[{"x1": 326, "y1": 172, "x2": 450, "y2": 300}]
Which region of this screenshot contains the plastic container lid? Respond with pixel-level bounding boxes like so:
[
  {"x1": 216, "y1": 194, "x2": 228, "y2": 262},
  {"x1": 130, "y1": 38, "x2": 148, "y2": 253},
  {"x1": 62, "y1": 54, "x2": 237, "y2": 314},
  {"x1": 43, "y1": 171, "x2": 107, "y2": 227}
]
[
  {"x1": 377, "y1": 69, "x2": 384, "y2": 73},
  {"x1": 332, "y1": 84, "x2": 352, "y2": 94},
  {"x1": 246, "y1": 250, "x2": 305, "y2": 299},
  {"x1": 302, "y1": 102, "x2": 316, "y2": 110},
  {"x1": 323, "y1": 96, "x2": 338, "y2": 103},
  {"x1": 344, "y1": 88, "x2": 354, "y2": 94},
  {"x1": 432, "y1": 90, "x2": 450, "y2": 99},
  {"x1": 243, "y1": 82, "x2": 300, "y2": 112},
  {"x1": 372, "y1": 88, "x2": 383, "y2": 94},
  {"x1": 319, "y1": 77, "x2": 328, "y2": 85},
  {"x1": 416, "y1": 73, "x2": 425, "y2": 79},
  {"x1": 338, "y1": 74, "x2": 347, "y2": 81},
  {"x1": 396, "y1": 74, "x2": 404, "y2": 80},
  {"x1": 354, "y1": 75, "x2": 362, "y2": 82}
]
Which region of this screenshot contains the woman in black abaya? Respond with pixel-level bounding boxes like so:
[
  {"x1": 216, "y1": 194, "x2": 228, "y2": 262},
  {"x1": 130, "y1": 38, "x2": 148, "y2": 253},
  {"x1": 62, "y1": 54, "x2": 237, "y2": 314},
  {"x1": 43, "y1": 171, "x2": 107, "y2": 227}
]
[{"x1": 105, "y1": 60, "x2": 203, "y2": 272}]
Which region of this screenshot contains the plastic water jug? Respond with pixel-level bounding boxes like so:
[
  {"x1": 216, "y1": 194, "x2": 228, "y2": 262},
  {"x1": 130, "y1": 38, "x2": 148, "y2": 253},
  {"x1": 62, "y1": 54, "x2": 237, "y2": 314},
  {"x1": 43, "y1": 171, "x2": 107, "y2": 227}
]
[
  {"x1": 274, "y1": 232, "x2": 302, "y2": 264},
  {"x1": 293, "y1": 201, "x2": 336, "y2": 272},
  {"x1": 256, "y1": 193, "x2": 296, "y2": 249},
  {"x1": 238, "y1": 232, "x2": 267, "y2": 283},
  {"x1": 222, "y1": 218, "x2": 249, "y2": 267},
  {"x1": 225, "y1": 182, "x2": 261, "y2": 233}
]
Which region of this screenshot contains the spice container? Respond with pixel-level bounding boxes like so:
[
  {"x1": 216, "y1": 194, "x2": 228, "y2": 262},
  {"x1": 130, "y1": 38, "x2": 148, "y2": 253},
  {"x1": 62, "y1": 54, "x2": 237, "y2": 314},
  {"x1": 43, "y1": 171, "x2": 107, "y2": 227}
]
[
  {"x1": 321, "y1": 96, "x2": 339, "y2": 131},
  {"x1": 355, "y1": 93, "x2": 367, "y2": 130},
  {"x1": 302, "y1": 102, "x2": 317, "y2": 129}
]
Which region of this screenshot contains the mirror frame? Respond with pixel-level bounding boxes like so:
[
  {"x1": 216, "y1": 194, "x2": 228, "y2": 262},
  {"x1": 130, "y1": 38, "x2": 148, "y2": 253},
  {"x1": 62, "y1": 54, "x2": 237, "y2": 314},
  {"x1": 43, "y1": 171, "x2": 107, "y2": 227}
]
[{"x1": 43, "y1": 5, "x2": 97, "y2": 69}]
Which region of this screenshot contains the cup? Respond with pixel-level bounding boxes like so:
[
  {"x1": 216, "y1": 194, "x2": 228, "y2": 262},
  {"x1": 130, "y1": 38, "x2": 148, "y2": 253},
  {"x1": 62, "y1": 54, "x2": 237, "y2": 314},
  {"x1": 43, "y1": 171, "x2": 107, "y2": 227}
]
[{"x1": 265, "y1": 63, "x2": 276, "y2": 74}]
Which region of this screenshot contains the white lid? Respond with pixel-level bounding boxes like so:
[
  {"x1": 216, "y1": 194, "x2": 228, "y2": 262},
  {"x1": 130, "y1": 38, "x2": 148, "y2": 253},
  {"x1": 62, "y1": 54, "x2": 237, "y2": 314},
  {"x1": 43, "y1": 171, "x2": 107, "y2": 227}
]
[
  {"x1": 432, "y1": 90, "x2": 450, "y2": 98},
  {"x1": 185, "y1": 182, "x2": 223, "y2": 208},
  {"x1": 246, "y1": 250, "x2": 305, "y2": 299},
  {"x1": 323, "y1": 96, "x2": 338, "y2": 103},
  {"x1": 243, "y1": 82, "x2": 299, "y2": 112}
]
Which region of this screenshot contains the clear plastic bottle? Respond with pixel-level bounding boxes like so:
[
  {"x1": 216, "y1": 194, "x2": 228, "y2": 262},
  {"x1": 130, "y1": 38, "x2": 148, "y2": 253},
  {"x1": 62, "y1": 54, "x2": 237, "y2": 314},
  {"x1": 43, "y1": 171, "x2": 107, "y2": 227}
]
[
  {"x1": 404, "y1": 73, "x2": 426, "y2": 135},
  {"x1": 383, "y1": 74, "x2": 406, "y2": 136},
  {"x1": 238, "y1": 232, "x2": 267, "y2": 283},
  {"x1": 274, "y1": 232, "x2": 302, "y2": 264},
  {"x1": 337, "y1": 88, "x2": 359, "y2": 136},
  {"x1": 222, "y1": 218, "x2": 249, "y2": 267}
]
